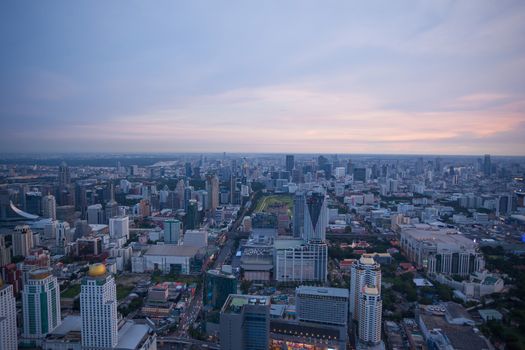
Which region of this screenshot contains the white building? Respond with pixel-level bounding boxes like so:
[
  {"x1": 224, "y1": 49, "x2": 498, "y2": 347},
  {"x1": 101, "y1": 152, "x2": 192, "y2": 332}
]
[
  {"x1": 183, "y1": 229, "x2": 207, "y2": 248},
  {"x1": 296, "y1": 286, "x2": 349, "y2": 327},
  {"x1": 80, "y1": 264, "x2": 118, "y2": 349},
  {"x1": 22, "y1": 268, "x2": 61, "y2": 344},
  {"x1": 358, "y1": 286, "x2": 382, "y2": 345},
  {"x1": 131, "y1": 245, "x2": 201, "y2": 274},
  {"x1": 399, "y1": 225, "x2": 484, "y2": 276},
  {"x1": 302, "y1": 192, "x2": 328, "y2": 242},
  {"x1": 55, "y1": 221, "x2": 70, "y2": 250},
  {"x1": 42, "y1": 194, "x2": 56, "y2": 221},
  {"x1": 274, "y1": 239, "x2": 328, "y2": 283},
  {"x1": 109, "y1": 216, "x2": 130, "y2": 239},
  {"x1": 0, "y1": 279, "x2": 17, "y2": 350},
  {"x1": 349, "y1": 256, "x2": 381, "y2": 321},
  {"x1": 164, "y1": 219, "x2": 182, "y2": 245},
  {"x1": 12, "y1": 225, "x2": 34, "y2": 257}
]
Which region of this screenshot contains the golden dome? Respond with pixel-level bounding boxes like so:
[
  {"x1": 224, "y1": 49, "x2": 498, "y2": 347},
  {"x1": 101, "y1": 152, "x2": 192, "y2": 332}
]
[
  {"x1": 88, "y1": 263, "x2": 107, "y2": 277},
  {"x1": 29, "y1": 269, "x2": 51, "y2": 280}
]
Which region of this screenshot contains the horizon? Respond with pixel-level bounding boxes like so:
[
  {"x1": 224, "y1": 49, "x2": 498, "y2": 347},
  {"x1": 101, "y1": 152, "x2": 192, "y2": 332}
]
[{"x1": 1, "y1": 1, "x2": 525, "y2": 155}]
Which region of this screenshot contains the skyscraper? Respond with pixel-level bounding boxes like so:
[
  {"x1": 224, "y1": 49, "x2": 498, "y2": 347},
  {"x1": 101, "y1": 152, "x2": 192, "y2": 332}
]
[
  {"x1": 55, "y1": 221, "x2": 70, "y2": 251},
  {"x1": 349, "y1": 256, "x2": 381, "y2": 321},
  {"x1": 22, "y1": 268, "x2": 61, "y2": 344},
  {"x1": 164, "y1": 218, "x2": 182, "y2": 244},
  {"x1": 292, "y1": 191, "x2": 305, "y2": 238},
  {"x1": 295, "y1": 286, "x2": 349, "y2": 327},
  {"x1": 12, "y1": 225, "x2": 34, "y2": 257},
  {"x1": 220, "y1": 294, "x2": 270, "y2": 350},
  {"x1": 0, "y1": 278, "x2": 17, "y2": 350},
  {"x1": 109, "y1": 216, "x2": 130, "y2": 239},
  {"x1": 206, "y1": 174, "x2": 219, "y2": 213},
  {"x1": 80, "y1": 264, "x2": 118, "y2": 349},
  {"x1": 285, "y1": 154, "x2": 295, "y2": 172},
  {"x1": 41, "y1": 194, "x2": 56, "y2": 220},
  {"x1": 204, "y1": 269, "x2": 238, "y2": 309},
  {"x1": 484, "y1": 154, "x2": 492, "y2": 177},
  {"x1": 358, "y1": 286, "x2": 382, "y2": 345},
  {"x1": 303, "y1": 191, "x2": 328, "y2": 242},
  {"x1": 58, "y1": 161, "x2": 70, "y2": 187}
]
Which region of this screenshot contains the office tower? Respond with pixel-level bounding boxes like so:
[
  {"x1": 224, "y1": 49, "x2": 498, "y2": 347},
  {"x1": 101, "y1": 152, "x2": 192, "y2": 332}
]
[
  {"x1": 105, "y1": 198, "x2": 119, "y2": 224},
  {"x1": 292, "y1": 191, "x2": 305, "y2": 238},
  {"x1": 58, "y1": 161, "x2": 70, "y2": 187},
  {"x1": 185, "y1": 199, "x2": 199, "y2": 229},
  {"x1": 358, "y1": 286, "x2": 382, "y2": 345},
  {"x1": 206, "y1": 174, "x2": 219, "y2": 213},
  {"x1": 0, "y1": 235, "x2": 12, "y2": 266},
  {"x1": 303, "y1": 191, "x2": 328, "y2": 242},
  {"x1": 109, "y1": 216, "x2": 129, "y2": 239},
  {"x1": 434, "y1": 157, "x2": 442, "y2": 173},
  {"x1": 22, "y1": 268, "x2": 61, "y2": 343},
  {"x1": 204, "y1": 269, "x2": 238, "y2": 309},
  {"x1": 12, "y1": 225, "x2": 34, "y2": 257},
  {"x1": 274, "y1": 240, "x2": 328, "y2": 283},
  {"x1": 415, "y1": 157, "x2": 424, "y2": 175},
  {"x1": 349, "y1": 256, "x2": 381, "y2": 320},
  {"x1": 285, "y1": 154, "x2": 295, "y2": 172},
  {"x1": 55, "y1": 221, "x2": 70, "y2": 250},
  {"x1": 41, "y1": 194, "x2": 56, "y2": 220},
  {"x1": 87, "y1": 204, "x2": 104, "y2": 225},
  {"x1": 25, "y1": 191, "x2": 42, "y2": 216},
  {"x1": 353, "y1": 167, "x2": 367, "y2": 182},
  {"x1": 296, "y1": 286, "x2": 349, "y2": 327},
  {"x1": 175, "y1": 179, "x2": 185, "y2": 209},
  {"x1": 0, "y1": 278, "x2": 17, "y2": 350},
  {"x1": 483, "y1": 154, "x2": 492, "y2": 177},
  {"x1": 81, "y1": 264, "x2": 118, "y2": 349},
  {"x1": 220, "y1": 294, "x2": 270, "y2": 350},
  {"x1": 164, "y1": 218, "x2": 182, "y2": 244}
]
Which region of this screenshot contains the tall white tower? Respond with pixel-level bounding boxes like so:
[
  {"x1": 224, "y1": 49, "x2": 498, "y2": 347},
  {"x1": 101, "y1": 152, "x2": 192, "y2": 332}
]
[
  {"x1": 41, "y1": 194, "x2": 56, "y2": 220},
  {"x1": 22, "y1": 268, "x2": 61, "y2": 344},
  {"x1": 0, "y1": 279, "x2": 17, "y2": 350},
  {"x1": 349, "y1": 256, "x2": 381, "y2": 320},
  {"x1": 12, "y1": 225, "x2": 34, "y2": 257},
  {"x1": 55, "y1": 221, "x2": 70, "y2": 249},
  {"x1": 109, "y1": 216, "x2": 129, "y2": 239},
  {"x1": 359, "y1": 286, "x2": 382, "y2": 345},
  {"x1": 80, "y1": 263, "x2": 118, "y2": 349}
]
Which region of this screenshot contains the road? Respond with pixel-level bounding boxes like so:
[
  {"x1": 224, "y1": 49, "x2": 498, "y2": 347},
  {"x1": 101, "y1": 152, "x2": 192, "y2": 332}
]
[{"x1": 157, "y1": 336, "x2": 220, "y2": 349}]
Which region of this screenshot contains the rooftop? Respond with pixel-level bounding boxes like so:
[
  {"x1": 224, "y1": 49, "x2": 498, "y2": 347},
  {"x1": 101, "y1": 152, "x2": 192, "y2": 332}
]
[
  {"x1": 296, "y1": 285, "x2": 349, "y2": 298},
  {"x1": 145, "y1": 244, "x2": 200, "y2": 257},
  {"x1": 221, "y1": 294, "x2": 270, "y2": 314}
]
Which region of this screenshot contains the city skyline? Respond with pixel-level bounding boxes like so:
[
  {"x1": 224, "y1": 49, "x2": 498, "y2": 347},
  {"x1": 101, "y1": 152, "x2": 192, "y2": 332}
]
[{"x1": 1, "y1": 1, "x2": 525, "y2": 155}]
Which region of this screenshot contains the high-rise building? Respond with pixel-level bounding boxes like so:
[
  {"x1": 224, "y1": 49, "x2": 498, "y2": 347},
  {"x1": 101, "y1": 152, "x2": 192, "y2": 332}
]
[
  {"x1": 58, "y1": 161, "x2": 70, "y2": 187},
  {"x1": 358, "y1": 286, "x2": 382, "y2": 345},
  {"x1": 353, "y1": 167, "x2": 367, "y2": 182},
  {"x1": 55, "y1": 221, "x2": 70, "y2": 251},
  {"x1": 87, "y1": 204, "x2": 104, "y2": 225},
  {"x1": 206, "y1": 174, "x2": 219, "y2": 213},
  {"x1": 0, "y1": 235, "x2": 12, "y2": 266},
  {"x1": 349, "y1": 256, "x2": 381, "y2": 321},
  {"x1": 285, "y1": 155, "x2": 295, "y2": 172},
  {"x1": 185, "y1": 199, "x2": 199, "y2": 230},
  {"x1": 0, "y1": 278, "x2": 17, "y2": 350},
  {"x1": 80, "y1": 264, "x2": 118, "y2": 349},
  {"x1": 22, "y1": 268, "x2": 61, "y2": 343},
  {"x1": 483, "y1": 154, "x2": 492, "y2": 177},
  {"x1": 164, "y1": 218, "x2": 182, "y2": 244},
  {"x1": 303, "y1": 191, "x2": 328, "y2": 242},
  {"x1": 220, "y1": 294, "x2": 270, "y2": 350},
  {"x1": 41, "y1": 194, "x2": 56, "y2": 220},
  {"x1": 292, "y1": 191, "x2": 305, "y2": 238},
  {"x1": 295, "y1": 286, "x2": 349, "y2": 327},
  {"x1": 12, "y1": 225, "x2": 34, "y2": 257},
  {"x1": 25, "y1": 191, "x2": 42, "y2": 216},
  {"x1": 109, "y1": 216, "x2": 130, "y2": 240},
  {"x1": 274, "y1": 240, "x2": 328, "y2": 283},
  {"x1": 204, "y1": 269, "x2": 238, "y2": 309}
]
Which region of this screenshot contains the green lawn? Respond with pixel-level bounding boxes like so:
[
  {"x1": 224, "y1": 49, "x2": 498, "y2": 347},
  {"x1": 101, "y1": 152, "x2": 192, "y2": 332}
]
[
  {"x1": 255, "y1": 195, "x2": 293, "y2": 213},
  {"x1": 61, "y1": 284, "x2": 81, "y2": 298}
]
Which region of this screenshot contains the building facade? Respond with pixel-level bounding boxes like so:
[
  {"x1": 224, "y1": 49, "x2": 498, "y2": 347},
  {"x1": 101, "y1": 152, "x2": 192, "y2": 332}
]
[
  {"x1": 274, "y1": 241, "x2": 328, "y2": 283},
  {"x1": 22, "y1": 268, "x2": 61, "y2": 343},
  {"x1": 359, "y1": 286, "x2": 382, "y2": 345},
  {"x1": 0, "y1": 279, "x2": 17, "y2": 350},
  {"x1": 80, "y1": 264, "x2": 118, "y2": 349},
  {"x1": 296, "y1": 286, "x2": 349, "y2": 327},
  {"x1": 349, "y1": 256, "x2": 381, "y2": 321}
]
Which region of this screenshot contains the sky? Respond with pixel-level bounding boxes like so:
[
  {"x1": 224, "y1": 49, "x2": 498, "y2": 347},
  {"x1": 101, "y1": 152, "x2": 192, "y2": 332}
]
[{"x1": 1, "y1": 1, "x2": 524, "y2": 155}]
